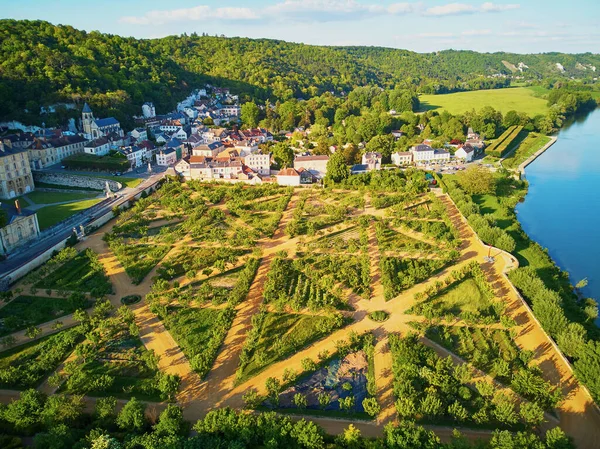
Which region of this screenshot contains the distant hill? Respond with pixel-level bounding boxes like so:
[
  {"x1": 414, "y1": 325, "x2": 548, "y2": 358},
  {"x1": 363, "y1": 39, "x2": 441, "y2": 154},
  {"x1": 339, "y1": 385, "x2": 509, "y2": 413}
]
[{"x1": 1, "y1": 19, "x2": 599, "y2": 124}]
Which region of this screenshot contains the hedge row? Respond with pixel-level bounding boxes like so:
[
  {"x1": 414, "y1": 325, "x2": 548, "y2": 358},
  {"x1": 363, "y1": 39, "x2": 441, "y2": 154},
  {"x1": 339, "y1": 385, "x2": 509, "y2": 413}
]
[
  {"x1": 63, "y1": 153, "x2": 130, "y2": 171},
  {"x1": 485, "y1": 125, "x2": 524, "y2": 158}
]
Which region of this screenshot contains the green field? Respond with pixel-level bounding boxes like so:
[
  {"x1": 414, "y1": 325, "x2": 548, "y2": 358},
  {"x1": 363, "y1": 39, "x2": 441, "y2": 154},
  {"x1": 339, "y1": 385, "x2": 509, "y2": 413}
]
[
  {"x1": 36, "y1": 198, "x2": 102, "y2": 230},
  {"x1": 501, "y1": 133, "x2": 552, "y2": 170},
  {"x1": 24, "y1": 191, "x2": 98, "y2": 205},
  {"x1": 418, "y1": 87, "x2": 549, "y2": 117}
]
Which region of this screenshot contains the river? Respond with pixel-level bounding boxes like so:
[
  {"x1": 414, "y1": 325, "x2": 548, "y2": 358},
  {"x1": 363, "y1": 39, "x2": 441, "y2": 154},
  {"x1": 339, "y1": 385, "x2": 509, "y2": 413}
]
[{"x1": 516, "y1": 109, "x2": 600, "y2": 317}]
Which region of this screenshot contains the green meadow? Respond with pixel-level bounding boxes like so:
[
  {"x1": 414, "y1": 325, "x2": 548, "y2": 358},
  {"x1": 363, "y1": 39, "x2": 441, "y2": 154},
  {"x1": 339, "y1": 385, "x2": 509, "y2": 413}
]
[{"x1": 418, "y1": 87, "x2": 549, "y2": 117}]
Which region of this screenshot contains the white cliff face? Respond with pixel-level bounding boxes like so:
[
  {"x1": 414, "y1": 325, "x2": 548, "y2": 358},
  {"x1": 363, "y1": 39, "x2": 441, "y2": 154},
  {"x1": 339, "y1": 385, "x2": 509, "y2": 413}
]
[{"x1": 555, "y1": 62, "x2": 565, "y2": 72}]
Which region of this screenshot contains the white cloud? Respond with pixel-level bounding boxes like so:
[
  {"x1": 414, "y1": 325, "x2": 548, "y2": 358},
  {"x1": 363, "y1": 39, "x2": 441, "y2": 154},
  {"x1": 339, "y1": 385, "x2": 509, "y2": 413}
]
[
  {"x1": 120, "y1": 1, "x2": 519, "y2": 26},
  {"x1": 424, "y1": 2, "x2": 520, "y2": 16},
  {"x1": 480, "y1": 2, "x2": 520, "y2": 12},
  {"x1": 424, "y1": 3, "x2": 474, "y2": 16},
  {"x1": 120, "y1": 5, "x2": 259, "y2": 25}
]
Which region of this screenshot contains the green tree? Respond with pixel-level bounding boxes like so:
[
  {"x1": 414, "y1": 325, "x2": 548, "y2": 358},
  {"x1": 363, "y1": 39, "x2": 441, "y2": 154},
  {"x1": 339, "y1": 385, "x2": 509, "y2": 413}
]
[
  {"x1": 519, "y1": 401, "x2": 545, "y2": 427},
  {"x1": 325, "y1": 151, "x2": 349, "y2": 184},
  {"x1": 362, "y1": 397, "x2": 381, "y2": 417},
  {"x1": 116, "y1": 397, "x2": 146, "y2": 432},
  {"x1": 241, "y1": 101, "x2": 261, "y2": 128},
  {"x1": 456, "y1": 165, "x2": 496, "y2": 195},
  {"x1": 293, "y1": 393, "x2": 308, "y2": 409},
  {"x1": 153, "y1": 404, "x2": 185, "y2": 437}
]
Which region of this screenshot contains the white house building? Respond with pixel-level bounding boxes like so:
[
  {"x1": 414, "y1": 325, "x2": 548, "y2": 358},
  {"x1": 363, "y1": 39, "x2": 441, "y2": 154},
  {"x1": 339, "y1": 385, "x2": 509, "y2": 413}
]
[
  {"x1": 455, "y1": 144, "x2": 475, "y2": 162},
  {"x1": 243, "y1": 152, "x2": 271, "y2": 175},
  {"x1": 276, "y1": 167, "x2": 301, "y2": 186},
  {"x1": 142, "y1": 102, "x2": 156, "y2": 118},
  {"x1": 293, "y1": 155, "x2": 329, "y2": 179},
  {"x1": 410, "y1": 144, "x2": 450, "y2": 163},
  {"x1": 84, "y1": 137, "x2": 110, "y2": 156},
  {"x1": 156, "y1": 148, "x2": 178, "y2": 166},
  {"x1": 130, "y1": 128, "x2": 148, "y2": 143},
  {"x1": 391, "y1": 151, "x2": 413, "y2": 166},
  {"x1": 361, "y1": 152, "x2": 382, "y2": 171},
  {"x1": 119, "y1": 145, "x2": 147, "y2": 169}
]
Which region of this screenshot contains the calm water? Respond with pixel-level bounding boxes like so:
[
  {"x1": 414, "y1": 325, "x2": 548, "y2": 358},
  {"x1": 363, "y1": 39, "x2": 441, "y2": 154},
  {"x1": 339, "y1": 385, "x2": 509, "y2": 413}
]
[{"x1": 516, "y1": 109, "x2": 600, "y2": 315}]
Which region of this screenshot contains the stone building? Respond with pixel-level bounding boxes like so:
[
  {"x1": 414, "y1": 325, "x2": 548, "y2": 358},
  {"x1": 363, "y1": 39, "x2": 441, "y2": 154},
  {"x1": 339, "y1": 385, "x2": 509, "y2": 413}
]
[
  {"x1": 0, "y1": 142, "x2": 35, "y2": 199},
  {"x1": 0, "y1": 200, "x2": 40, "y2": 255}
]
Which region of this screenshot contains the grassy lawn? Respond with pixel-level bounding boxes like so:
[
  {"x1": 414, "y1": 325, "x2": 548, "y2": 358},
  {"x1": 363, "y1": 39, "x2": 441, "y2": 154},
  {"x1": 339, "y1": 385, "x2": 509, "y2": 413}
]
[
  {"x1": 35, "y1": 249, "x2": 112, "y2": 294},
  {"x1": 418, "y1": 87, "x2": 549, "y2": 117},
  {"x1": 161, "y1": 306, "x2": 225, "y2": 378},
  {"x1": 0, "y1": 327, "x2": 83, "y2": 389},
  {"x1": 239, "y1": 312, "x2": 340, "y2": 383},
  {"x1": 24, "y1": 191, "x2": 98, "y2": 205},
  {"x1": 0, "y1": 295, "x2": 92, "y2": 337},
  {"x1": 36, "y1": 198, "x2": 102, "y2": 230},
  {"x1": 412, "y1": 278, "x2": 496, "y2": 320},
  {"x1": 501, "y1": 133, "x2": 552, "y2": 170}
]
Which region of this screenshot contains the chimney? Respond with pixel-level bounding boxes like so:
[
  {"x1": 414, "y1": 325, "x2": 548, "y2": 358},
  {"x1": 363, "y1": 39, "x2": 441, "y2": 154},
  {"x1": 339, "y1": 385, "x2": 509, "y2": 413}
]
[{"x1": 15, "y1": 200, "x2": 21, "y2": 215}]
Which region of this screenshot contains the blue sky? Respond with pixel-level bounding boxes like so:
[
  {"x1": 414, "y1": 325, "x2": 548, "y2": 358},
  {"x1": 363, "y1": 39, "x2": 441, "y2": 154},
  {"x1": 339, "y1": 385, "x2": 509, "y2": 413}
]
[{"x1": 4, "y1": 0, "x2": 600, "y2": 53}]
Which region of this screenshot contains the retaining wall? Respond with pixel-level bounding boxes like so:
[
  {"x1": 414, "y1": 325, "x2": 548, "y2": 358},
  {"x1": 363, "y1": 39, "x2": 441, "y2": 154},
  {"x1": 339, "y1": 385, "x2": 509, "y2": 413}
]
[{"x1": 33, "y1": 172, "x2": 122, "y2": 191}]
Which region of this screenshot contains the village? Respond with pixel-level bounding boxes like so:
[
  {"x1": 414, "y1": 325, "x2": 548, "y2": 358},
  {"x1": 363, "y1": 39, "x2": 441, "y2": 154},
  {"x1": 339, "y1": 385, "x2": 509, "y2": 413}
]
[{"x1": 0, "y1": 85, "x2": 490, "y2": 258}]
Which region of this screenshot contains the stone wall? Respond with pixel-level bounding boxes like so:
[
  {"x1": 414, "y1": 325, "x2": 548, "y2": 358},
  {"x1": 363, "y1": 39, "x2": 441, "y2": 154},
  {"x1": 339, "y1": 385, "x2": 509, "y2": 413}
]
[{"x1": 33, "y1": 172, "x2": 122, "y2": 191}]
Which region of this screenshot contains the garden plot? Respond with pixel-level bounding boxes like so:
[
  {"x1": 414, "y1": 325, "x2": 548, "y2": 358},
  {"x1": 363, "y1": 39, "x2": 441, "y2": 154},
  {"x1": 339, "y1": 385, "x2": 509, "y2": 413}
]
[
  {"x1": 227, "y1": 193, "x2": 291, "y2": 237},
  {"x1": 424, "y1": 325, "x2": 562, "y2": 411},
  {"x1": 409, "y1": 263, "x2": 502, "y2": 323},
  {"x1": 156, "y1": 246, "x2": 249, "y2": 281},
  {"x1": 0, "y1": 327, "x2": 83, "y2": 389},
  {"x1": 380, "y1": 255, "x2": 457, "y2": 301},
  {"x1": 302, "y1": 224, "x2": 369, "y2": 253},
  {"x1": 375, "y1": 221, "x2": 437, "y2": 255},
  {"x1": 158, "y1": 306, "x2": 231, "y2": 378},
  {"x1": 286, "y1": 193, "x2": 349, "y2": 237},
  {"x1": 296, "y1": 252, "x2": 371, "y2": 299},
  {"x1": 263, "y1": 257, "x2": 347, "y2": 311},
  {"x1": 61, "y1": 313, "x2": 167, "y2": 401},
  {"x1": 107, "y1": 242, "x2": 171, "y2": 285},
  {"x1": 237, "y1": 311, "x2": 346, "y2": 383},
  {"x1": 29, "y1": 247, "x2": 112, "y2": 295},
  {"x1": 276, "y1": 351, "x2": 370, "y2": 415},
  {"x1": 0, "y1": 295, "x2": 91, "y2": 337},
  {"x1": 390, "y1": 333, "x2": 531, "y2": 429}
]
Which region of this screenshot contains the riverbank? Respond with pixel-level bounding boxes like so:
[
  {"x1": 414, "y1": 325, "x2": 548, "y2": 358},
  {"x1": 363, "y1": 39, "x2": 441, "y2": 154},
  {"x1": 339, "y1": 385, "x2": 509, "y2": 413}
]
[{"x1": 517, "y1": 135, "x2": 557, "y2": 175}]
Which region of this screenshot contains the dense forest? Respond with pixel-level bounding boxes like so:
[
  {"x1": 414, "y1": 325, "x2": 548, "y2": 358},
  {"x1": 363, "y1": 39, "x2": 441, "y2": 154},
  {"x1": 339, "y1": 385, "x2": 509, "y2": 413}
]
[{"x1": 1, "y1": 19, "x2": 599, "y2": 125}]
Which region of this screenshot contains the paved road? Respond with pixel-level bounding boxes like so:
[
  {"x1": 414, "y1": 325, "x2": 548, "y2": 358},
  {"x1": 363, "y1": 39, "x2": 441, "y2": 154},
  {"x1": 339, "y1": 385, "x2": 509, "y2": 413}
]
[{"x1": 0, "y1": 171, "x2": 166, "y2": 281}]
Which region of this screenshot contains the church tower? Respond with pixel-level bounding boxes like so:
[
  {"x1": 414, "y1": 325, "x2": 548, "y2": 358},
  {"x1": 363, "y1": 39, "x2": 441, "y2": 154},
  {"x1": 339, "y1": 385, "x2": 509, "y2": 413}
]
[{"x1": 82, "y1": 103, "x2": 95, "y2": 138}]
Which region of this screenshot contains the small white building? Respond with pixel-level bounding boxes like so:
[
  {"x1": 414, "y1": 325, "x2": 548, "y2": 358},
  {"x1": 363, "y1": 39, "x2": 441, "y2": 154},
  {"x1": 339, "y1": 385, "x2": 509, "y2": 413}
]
[
  {"x1": 156, "y1": 148, "x2": 178, "y2": 166},
  {"x1": 220, "y1": 105, "x2": 241, "y2": 116},
  {"x1": 84, "y1": 137, "x2": 110, "y2": 156},
  {"x1": 455, "y1": 144, "x2": 475, "y2": 162},
  {"x1": 172, "y1": 128, "x2": 188, "y2": 140},
  {"x1": 119, "y1": 145, "x2": 147, "y2": 169},
  {"x1": 361, "y1": 152, "x2": 382, "y2": 171},
  {"x1": 391, "y1": 151, "x2": 413, "y2": 166},
  {"x1": 142, "y1": 102, "x2": 156, "y2": 118},
  {"x1": 130, "y1": 128, "x2": 148, "y2": 143},
  {"x1": 293, "y1": 155, "x2": 329, "y2": 179},
  {"x1": 276, "y1": 167, "x2": 301, "y2": 186}
]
